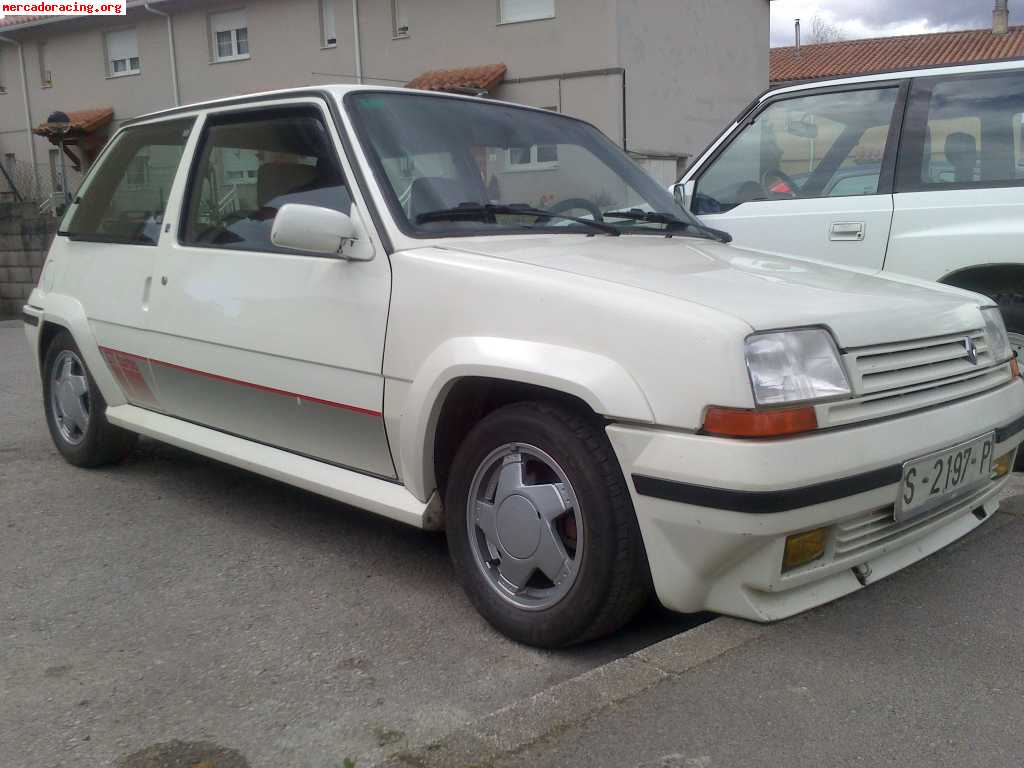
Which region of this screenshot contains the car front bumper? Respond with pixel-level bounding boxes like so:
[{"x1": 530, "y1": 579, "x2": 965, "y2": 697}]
[{"x1": 608, "y1": 377, "x2": 1024, "y2": 621}]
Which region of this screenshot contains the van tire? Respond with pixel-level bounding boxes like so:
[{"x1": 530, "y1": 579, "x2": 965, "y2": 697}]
[
  {"x1": 445, "y1": 401, "x2": 651, "y2": 647},
  {"x1": 42, "y1": 330, "x2": 138, "y2": 468}
]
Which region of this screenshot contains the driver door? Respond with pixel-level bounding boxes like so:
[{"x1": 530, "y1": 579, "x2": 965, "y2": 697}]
[{"x1": 684, "y1": 84, "x2": 905, "y2": 271}]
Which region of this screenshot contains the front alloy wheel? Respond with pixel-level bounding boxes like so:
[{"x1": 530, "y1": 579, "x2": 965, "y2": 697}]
[
  {"x1": 49, "y1": 349, "x2": 92, "y2": 445},
  {"x1": 467, "y1": 443, "x2": 584, "y2": 611},
  {"x1": 446, "y1": 401, "x2": 651, "y2": 647}
]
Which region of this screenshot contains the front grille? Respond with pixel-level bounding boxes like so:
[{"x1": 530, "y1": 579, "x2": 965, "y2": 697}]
[
  {"x1": 844, "y1": 331, "x2": 991, "y2": 396},
  {"x1": 816, "y1": 331, "x2": 1010, "y2": 429},
  {"x1": 831, "y1": 479, "x2": 991, "y2": 559}
]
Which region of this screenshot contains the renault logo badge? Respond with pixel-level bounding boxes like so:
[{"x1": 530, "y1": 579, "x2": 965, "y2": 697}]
[{"x1": 964, "y1": 336, "x2": 979, "y2": 365}]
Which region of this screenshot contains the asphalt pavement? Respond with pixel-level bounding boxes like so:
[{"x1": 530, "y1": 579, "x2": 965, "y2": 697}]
[{"x1": 0, "y1": 321, "x2": 702, "y2": 768}]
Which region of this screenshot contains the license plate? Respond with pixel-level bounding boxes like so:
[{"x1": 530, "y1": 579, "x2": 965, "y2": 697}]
[{"x1": 896, "y1": 433, "x2": 995, "y2": 522}]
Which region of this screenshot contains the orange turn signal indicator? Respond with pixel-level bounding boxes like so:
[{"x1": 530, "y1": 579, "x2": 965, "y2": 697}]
[
  {"x1": 702, "y1": 405, "x2": 818, "y2": 438},
  {"x1": 1011, "y1": 356, "x2": 1020, "y2": 378}
]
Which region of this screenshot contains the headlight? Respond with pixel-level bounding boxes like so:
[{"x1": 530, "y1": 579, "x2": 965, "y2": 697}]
[
  {"x1": 981, "y1": 307, "x2": 1013, "y2": 364},
  {"x1": 745, "y1": 328, "x2": 851, "y2": 406}
]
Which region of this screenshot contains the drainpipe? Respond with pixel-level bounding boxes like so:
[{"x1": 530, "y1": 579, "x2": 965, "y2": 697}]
[
  {"x1": 0, "y1": 34, "x2": 38, "y2": 195},
  {"x1": 143, "y1": 1, "x2": 180, "y2": 105},
  {"x1": 352, "y1": 0, "x2": 363, "y2": 84}
]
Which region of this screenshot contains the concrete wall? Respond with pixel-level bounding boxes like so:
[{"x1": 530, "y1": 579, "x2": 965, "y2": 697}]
[
  {"x1": 0, "y1": 201, "x2": 56, "y2": 317},
  {"x1": 617, "y1": 0, "x2": 769, "y2": 164}
]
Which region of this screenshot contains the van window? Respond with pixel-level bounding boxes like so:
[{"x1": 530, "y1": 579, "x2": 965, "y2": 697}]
[
  {"x1": 899, "y1": 71, "x2": 1024, "y2": 190},
  {"x1": 693, "y1": 87, "x2": 899, "y2": 214},
  {"x1": 182, "y1": 107, "x2": 351, "y2": 252},
  {"x1": 61, "y1": 118, "x2": 194, "y2": 244}
]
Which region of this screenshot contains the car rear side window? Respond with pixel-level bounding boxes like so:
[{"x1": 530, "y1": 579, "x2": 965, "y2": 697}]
[
  {"x1": 61, "y1": 118, "x2": 194, "y2": 244},
  {"x1": 181, "y1": 106, "x2": 351, "y2": 253},
  {"x1": 897, "y1": 70, "x2": 1024, "y2": 191},
  {"x1": 693, "y1": 87, "x2": 899, "y2": 214}
]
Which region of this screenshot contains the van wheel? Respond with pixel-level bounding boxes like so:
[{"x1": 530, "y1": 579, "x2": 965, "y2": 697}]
[
  {"x1": 988, "y1": 292, "x2": 1024, "y2": 360},
  {"x1": 42, "y1": 330, "x2": 137, "y2": 467},
  {"x1": 988, "y1": 293, "x2": 1024, "y2": 471},
  {"x1": 445, "y1": 401, "x2": 650, "y2": 647}
]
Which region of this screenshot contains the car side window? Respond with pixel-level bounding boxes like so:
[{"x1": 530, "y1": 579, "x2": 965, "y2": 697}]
[
  {"x1": 898, "y1": 71, "x2": 1024, "y2": 190},
  {"x1": 61, "y1": 118, "x2": 194, "y2": 244},
  {"x1": 693, "y1": 87, "x2": 899, "y2": 215},
  {"x1": 182, "y1": 107, "x2": 352, "y2": 252}
]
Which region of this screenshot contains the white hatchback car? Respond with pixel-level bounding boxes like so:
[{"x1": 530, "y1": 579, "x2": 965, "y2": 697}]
[
  {"x1": 675, "y1": 60, "x2": 1024, "y2": 357},
  {"x1": 23, "y1": 86, "x2": 1024, "y2": 647}
]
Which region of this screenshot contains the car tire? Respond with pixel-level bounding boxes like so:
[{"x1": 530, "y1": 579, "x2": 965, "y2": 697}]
[
  {"x1": 445, "y1": 400, "x2": 651, "y2": 647},
  {"x1": 42, "y1": 330, "x2": 138, "y2": 468}
]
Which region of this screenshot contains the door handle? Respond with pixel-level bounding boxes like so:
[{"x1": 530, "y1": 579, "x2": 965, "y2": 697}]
[{"x1": 830, "y1": 222, "x2": 865, "y2": 241}]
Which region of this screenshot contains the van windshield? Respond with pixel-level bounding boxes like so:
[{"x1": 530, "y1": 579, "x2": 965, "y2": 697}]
[{"x1": 346, "y1": 91, "x2": 703, "y2": 237}]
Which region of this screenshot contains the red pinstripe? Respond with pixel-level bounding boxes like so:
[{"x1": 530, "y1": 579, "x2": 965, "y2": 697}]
[{"x1": 97, "y1": 346, "x2": 382, "y2": 418}]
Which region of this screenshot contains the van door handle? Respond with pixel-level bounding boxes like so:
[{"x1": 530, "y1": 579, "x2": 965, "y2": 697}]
[
  {"x1": 141, "y1": 276, "x2": 152, "y2": 312},
  {"x1": 830, "y1": 222, "x2": 865, "y2": 241}
]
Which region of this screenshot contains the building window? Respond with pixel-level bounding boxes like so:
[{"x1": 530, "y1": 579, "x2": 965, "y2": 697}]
[
  {"x1": 320, "y1": 0, "x2": 337, "y2": 46},
  {"x1": 38, "y1": 41, "x2": 52, "y2": 87},
  {"x1": 105, "y1": 28, "x2": 140, "y2": 77},
  {"x1": 391, "y1": 0, "x2": 409, "y2": 38},
  {"x1": 498, "y1": 0, "x2": 554, "y2": 24},
  {"x1": 506, "y1": 143, "x2": 559, "y2": 171},
  {"x1": 210, "y1": 9, "x2": 250, "y2": 62}
]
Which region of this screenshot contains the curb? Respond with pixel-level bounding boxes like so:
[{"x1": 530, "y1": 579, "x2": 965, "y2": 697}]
[{"x1": 372, "y1": 617, "x2": 770, "y2": 768}]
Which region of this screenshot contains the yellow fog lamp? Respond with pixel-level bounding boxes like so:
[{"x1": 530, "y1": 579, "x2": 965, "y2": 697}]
[
  {"x1": 782, "y1": 527, "x2": 828, "y2": 572},
  {"x1": 992, "y1": 450, "x2": 1016, "y2": 480}
]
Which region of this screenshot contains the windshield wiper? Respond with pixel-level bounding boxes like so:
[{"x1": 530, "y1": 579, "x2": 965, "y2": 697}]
[
  {"x1": 415, "y1": 203, "x2": 620, "y2": 236},
  {"x1": 602, "y1": 209, "x2": 732, "y2": 243}
]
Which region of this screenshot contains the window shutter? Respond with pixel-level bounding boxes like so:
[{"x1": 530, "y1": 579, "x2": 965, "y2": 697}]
[
  {"x1": 211, "y1": 9, "x2": 247, "y2": 34},
  {"x1": 106, "y1": 29, "x2": 138, "y2": 65},
  {"x1": 500, "y1": 0, "x2": 554, "y2": 23}
]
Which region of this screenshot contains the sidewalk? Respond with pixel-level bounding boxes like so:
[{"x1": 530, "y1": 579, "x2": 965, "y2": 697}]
[{"x1": 381, "y1": 495, "x2": 1024, "y2": 768}]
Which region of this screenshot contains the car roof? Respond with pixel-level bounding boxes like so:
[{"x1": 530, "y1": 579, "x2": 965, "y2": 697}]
[
  {"x1": 765, "y1": 57, "x2": 1024, "y2": 102},
  {"x1": 125, "y1": 83, "x2": 556, "y2": 126}
]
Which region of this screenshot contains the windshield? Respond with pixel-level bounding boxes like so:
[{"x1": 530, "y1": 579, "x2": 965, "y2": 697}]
[{"x1": 346, "y1": 91, "x2": 703, "y2": 237}]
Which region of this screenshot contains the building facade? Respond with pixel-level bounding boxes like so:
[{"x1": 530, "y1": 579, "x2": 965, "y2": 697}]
[{"x1": 0, "y1": 0, "x2": 768, "y2": 203}]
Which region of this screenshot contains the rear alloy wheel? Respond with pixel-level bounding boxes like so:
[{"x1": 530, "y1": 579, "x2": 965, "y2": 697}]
[
  {"x1": 42, "y1": 330, "x2": 137, "y2": 467},
  {"x1": 445, "y1": 401, "x2": 650, "y2": 647}
]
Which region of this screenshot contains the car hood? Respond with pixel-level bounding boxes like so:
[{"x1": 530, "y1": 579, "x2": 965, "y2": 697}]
[{"x1": 439, "y1": 235, "x2": 985, "y2": 348}]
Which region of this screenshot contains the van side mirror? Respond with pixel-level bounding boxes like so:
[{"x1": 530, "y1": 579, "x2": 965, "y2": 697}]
[
  {"x1": 271, "y1": 203, "x2": 359, "y2": 258},
  {"x1": 672, "y1": 180, "x2": 695, "y2": 212}
]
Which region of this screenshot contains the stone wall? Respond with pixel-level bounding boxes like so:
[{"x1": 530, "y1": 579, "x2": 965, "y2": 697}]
[{"x1": 0, "y1": 203, "x2": 57, "y2": 318}]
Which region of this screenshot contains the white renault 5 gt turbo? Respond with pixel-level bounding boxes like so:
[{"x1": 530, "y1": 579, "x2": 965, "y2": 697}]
[{"x1": 22, "y1": 86, "x2": 1024, "y2": 647}]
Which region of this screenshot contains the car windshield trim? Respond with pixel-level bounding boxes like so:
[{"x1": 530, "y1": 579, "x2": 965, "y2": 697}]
[
  {"x1": 415, "y1": 203, "x2": 621, "y2": 236},
  {"x1": 344, "y1": 89, "x2": 710, "y2": 241}
]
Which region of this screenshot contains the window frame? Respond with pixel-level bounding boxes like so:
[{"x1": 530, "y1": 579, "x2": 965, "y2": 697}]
[
  {"x1": 895, "y1": 69, "x2": 1024, "y2": 194},
  {"x1": 692, "y1": 80, "x2": 910, "y2": 211},
  {"x1": 497, "y1": 0, "x2": 555, "y2": 25},
  {"x1": 56, "y1": 115, "x2": 197, "y2": 246},
  {"x1": 209, "y1": 9, "x2": 250, "y2": 63},
  {"x1": 177, "y1": 102, "x2": 351, "y2": 257},
  {"x1": 104, "y1": 27, "x2": 141, "y2": 79},
  {"x1": 320, "y1": 0, "x2": 337, "y2": 48},
  {"x1": 38, "y1": 40, "x2": 52, "y2": 87},
  {"x1": 391, "y1": 0, "x2": 409, "y2": 38}
]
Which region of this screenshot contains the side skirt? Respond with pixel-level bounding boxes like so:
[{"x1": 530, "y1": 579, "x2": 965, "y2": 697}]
[{"x1": 105, "y1": 404, "x2": 441, "y2": 530}]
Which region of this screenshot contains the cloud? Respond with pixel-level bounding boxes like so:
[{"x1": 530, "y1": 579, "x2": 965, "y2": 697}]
[{"x1": 770, "y1": 0, "x2": 997, "y2": 46}]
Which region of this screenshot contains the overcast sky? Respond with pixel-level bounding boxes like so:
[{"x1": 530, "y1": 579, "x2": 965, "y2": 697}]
[{"x1": 770, "y1": 0, "x2": 1000, "y2": 46}]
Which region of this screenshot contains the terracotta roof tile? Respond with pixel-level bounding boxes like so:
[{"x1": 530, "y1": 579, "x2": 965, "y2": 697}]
[
  {"x1": 406, "y1": 63, "x2": 507, "y2": 93},
  {"x1": 771, "y1": 26, "x2": 1024, "y2": 84},
  {"x1": 33, "y1": 107, "x2": 114, "y2": 137},
  {"x1": 0, "y1": 14, "x2": 51, "y2": 28}
]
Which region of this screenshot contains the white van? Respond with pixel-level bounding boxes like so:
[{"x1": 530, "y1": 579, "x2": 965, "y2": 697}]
[
  {"x1": 675, "y1": 60, "x2": 1024, "y2": 356},
  {"x1": 22, "y1": 85, "x2": 1024, "y2": 646}
]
